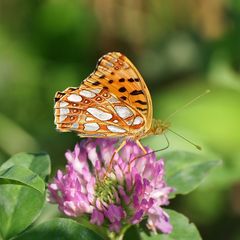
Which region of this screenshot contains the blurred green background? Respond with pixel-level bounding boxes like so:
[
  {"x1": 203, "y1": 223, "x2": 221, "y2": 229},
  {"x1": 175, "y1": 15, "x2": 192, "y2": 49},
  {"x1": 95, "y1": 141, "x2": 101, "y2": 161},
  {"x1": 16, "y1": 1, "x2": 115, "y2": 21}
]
[{"x1": 0, "y1": 0, "x2": 240, "y2": 239}]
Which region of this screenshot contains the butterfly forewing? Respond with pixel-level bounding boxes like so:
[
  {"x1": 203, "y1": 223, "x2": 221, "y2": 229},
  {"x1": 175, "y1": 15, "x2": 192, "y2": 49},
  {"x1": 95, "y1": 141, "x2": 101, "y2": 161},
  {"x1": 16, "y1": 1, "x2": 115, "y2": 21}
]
[
  {"x1": 84, "y1": 52, "x2": 152, "y2": 130},
  {"x1": 54, "y1": 52, "x2": 152, "y2": 138}
]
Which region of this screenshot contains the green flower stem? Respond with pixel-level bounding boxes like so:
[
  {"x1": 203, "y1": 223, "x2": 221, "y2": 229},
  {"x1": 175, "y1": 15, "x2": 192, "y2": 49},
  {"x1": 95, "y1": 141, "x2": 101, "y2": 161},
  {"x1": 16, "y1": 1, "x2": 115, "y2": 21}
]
[{"x1": 109, "y1": 224, "x2": 131, "y2": 240}]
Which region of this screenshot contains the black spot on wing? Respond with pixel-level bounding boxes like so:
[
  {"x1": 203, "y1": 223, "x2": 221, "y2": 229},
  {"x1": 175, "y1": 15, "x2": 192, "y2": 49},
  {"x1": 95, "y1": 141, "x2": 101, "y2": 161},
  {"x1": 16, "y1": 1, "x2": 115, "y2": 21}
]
[
  {"x1": 120, "y1": 96, "x2": 127, "y2": 101},
  {"x1": 99, "y1": 74, "x2": 105, "y2": 79},
  {"x1": 119, "y1": 78, "x2": 125, "y2": 82},
  {"x1": 135, "y1": 100, "x2": 147, "y2": 105},
  {"x1": 128, "y1": 78, "x2": 140, "y2": 82},
  {"x1": 55, "y1": 92, "x2": 65, "y2": 102},
  {"x1": 92, "y1": 81, "x2": 101, "y2": 86},
  {"x1": 67, "y1": 87, "x2": 78, "y2": 91},
  {"x1": 119, "y1": 87, "x2": 127, "y2": 93},
  {"x1": 130, "y1": 90, "x2": 144, "y2": 95},
  {"x1": 137, "y1": 107, "x2": 147, "y2": 111},
  {"x1": 108, "y1": 80, "x2": 114, "y2": 84}
]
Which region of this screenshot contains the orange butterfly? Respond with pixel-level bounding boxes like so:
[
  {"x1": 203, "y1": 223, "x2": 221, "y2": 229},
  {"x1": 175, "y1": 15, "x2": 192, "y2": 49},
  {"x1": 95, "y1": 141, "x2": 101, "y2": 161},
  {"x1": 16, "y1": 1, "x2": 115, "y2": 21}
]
[{"x1": 54, "y1": 52, "x2": 169, "y2": 155}]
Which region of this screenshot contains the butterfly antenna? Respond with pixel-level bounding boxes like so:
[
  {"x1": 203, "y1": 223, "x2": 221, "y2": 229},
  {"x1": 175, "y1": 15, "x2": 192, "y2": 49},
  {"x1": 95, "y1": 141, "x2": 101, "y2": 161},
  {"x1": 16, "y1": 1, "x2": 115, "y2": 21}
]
[
  {"x1": 145, "y1": 134, "x2": 170, "y2": 155},
  {"x1": 164, "y1": 89, "x2": 210, "y2": 122},
  {"x1": 168, "y1": 128, "x2": 202, "y2": 150}
]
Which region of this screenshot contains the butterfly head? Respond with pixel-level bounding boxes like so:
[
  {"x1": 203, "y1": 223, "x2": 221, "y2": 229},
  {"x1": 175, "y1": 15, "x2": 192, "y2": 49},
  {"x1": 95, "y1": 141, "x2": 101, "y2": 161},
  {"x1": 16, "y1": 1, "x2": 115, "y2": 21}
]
[{"x1": 148, "y1": 119, "x2": 170, "y2": 136}]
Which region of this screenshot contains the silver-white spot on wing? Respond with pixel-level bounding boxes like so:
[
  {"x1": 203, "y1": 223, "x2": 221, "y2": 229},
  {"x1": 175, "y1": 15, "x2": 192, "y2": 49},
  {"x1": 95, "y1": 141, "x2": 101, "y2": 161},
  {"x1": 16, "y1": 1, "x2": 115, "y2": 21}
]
[
  {"x1": 123, "y1": 62, "x2": 130, "y2": 70},
  {"x1": 91, "y1": 88, "x2": 102, "y2": 94},
  {"x1": 67, "y1": 94, "x2": 82, "y2": 102},
  {"x1": 114, "y1": 106, "x2": 133, "y2": 119},
  {"x1": 79, "y1": 133, "x2": 105, "y2": 137},
  {"x1": 59, "y1": 101, "x2": 69, "y2": 107},
  {"x1": 60, "y1": 108, "x2": 69, "y2": 115},
  {"x1": 108, "y1": 96, "x2": 119, "y2": 103},
  {"x1": 79, "y1": 90, "x2": 96, "y2": 98},
  {"x1": 86, "y1": 117, "x2": 95, "y2": 121},
  {"x1": 71, "y1": 123, "x2": 79, "y2": 129},
  {"x1": 107, "y1": 125, "x2": 126, "y2": 133},
  {"x1": 59, "y1": 115, "x2": 67, "y2": 122},
  {"x1": 87, "y1": 108, "x2": 112, "y2": 121},
  {"x1": 84, "y1": 123, "x2": 100, "y2": 131},
  {"x1": 113, "y1": 120, "x2": 118, "y2": 123},
  {"x1": 126, "y1": 119, "x2": 134, "y2": 126},
  {"x1": 132, "y1": 116, "x2": 144, "y2": 125},
  {"x1": 106, "y1": 61, "x2": 114, "y2": 67}
]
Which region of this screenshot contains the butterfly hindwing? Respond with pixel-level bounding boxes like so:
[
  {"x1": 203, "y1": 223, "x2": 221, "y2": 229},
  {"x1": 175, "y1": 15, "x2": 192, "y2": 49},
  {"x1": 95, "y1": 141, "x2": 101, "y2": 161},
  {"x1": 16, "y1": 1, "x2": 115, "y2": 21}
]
[{"x1": 54, "y1": 86, "x2": 145, "y2": 137}]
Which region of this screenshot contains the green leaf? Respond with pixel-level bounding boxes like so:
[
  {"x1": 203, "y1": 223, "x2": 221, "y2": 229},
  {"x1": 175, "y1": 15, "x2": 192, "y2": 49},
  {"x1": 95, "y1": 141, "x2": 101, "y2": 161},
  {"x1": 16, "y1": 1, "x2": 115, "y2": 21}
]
[
  {"x1": 0, "y1": 184, "x2": 45, "y2": 240},
  {"x1": 124, "y1": 225, "x2": 141, "y2": 240},
  {"x1": 77, "y1": 215, "x2": 108, "y2": 240},
  {"x1": 14, "y1": 218, "x2": 105, "y2": 240},
  {"x1": 0, "y1": 152, "x2": 51, "y2": 181},
  {"x1": 163, "y1": 151, "x2": 221, "y2": 197},
  {"x1": 0, "y1": 165, "x2": 45, "y2": 194},
  {"x1": 0, "y1": 163, "x2": 46, "y2": 239},
  {"x1": 141, "y1": 210, "x2": 202, "y2": 240}
]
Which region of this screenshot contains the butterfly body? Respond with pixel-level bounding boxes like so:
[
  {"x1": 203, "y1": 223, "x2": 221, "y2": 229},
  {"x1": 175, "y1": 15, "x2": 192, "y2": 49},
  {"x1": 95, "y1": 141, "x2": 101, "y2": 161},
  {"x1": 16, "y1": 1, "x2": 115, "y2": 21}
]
[
  {"x1": 54, "y1": 52, "x2": 169, "y2": 145},
  {"x1": 147, "y1": 119, "x2": 170, "y2": 137}
]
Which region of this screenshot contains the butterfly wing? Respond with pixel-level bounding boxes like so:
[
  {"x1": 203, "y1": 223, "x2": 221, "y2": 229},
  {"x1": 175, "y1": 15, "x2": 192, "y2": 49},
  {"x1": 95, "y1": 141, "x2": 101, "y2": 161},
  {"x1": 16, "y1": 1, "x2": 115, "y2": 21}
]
[
  {"x1": 54, "y1": 87, "x2": 145, "y2": 137},
  {"x1": 54, "y1": 52, "x2": 153, "y2": 137},
  {"x1": 83, "y1": 52, "x2": 152, "y2": 130}
]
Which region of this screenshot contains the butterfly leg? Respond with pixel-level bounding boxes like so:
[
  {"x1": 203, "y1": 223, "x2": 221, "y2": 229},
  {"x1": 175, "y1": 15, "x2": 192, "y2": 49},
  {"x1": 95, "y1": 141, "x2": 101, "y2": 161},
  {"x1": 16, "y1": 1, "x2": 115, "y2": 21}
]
[
  {"x1": 129, "y1": 134, "x2": 170, "y2": 170},
  {"x1": 105, "y1": 139, "x2": 127, "y2": 176},
  {"x1": 135, "y1": 139, "x2": 147, "y2": 154},
  {"x1": 127, "y1": 139, "x2": 147, "y2": 171}
]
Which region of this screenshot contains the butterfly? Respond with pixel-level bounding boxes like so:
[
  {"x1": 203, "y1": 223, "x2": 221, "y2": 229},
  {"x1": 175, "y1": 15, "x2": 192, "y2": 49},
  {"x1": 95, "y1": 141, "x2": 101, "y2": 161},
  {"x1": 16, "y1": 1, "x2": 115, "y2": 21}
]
[{"x1": 54, "y1": 52, "x2": 170, "y2": 156}]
